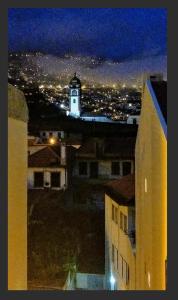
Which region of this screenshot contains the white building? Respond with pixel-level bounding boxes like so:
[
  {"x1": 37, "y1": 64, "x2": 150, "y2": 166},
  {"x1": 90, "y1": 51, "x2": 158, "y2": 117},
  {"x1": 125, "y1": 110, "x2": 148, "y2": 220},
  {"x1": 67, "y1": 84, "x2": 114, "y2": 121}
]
[
  {"x1": 127, "y1": 115, "x2": 140, "y2": 125},
  {"x1": 28, "y1": 145, "x2": 67, "y2": 190}
]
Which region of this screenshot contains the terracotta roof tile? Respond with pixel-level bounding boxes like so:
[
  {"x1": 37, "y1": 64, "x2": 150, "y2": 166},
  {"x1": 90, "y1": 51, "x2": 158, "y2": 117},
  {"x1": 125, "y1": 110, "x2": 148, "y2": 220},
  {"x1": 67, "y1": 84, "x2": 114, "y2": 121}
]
[
  {"x1": 28, "y1": 146, "x2": 62, "y2": 168},
  {"x1": 105, "y1": 174, "x2": 135, "y2": 206}
]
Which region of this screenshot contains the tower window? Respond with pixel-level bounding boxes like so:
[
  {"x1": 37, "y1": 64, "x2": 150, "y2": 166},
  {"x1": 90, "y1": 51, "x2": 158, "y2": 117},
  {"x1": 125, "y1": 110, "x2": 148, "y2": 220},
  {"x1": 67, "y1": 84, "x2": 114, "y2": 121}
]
[
  {"x1": 72, "y1": 90, "x2": 77, "y2": 96},
  {"x1": 73, "y1": 99, "x2": 76, "y2": 103}
]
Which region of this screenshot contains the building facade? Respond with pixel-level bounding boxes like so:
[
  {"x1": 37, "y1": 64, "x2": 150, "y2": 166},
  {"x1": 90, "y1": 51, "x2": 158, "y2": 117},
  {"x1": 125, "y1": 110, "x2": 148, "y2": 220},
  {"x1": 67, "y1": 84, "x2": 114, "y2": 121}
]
[
  {"x1": 28, "y1": 145, "x2": 67, "y2": 190},
  {"x1": 72, "y1": 137, "x2": 135, "y2": 182},
  {"x1": 104, "y1": 75, "x2": 167, "y2": 290},
  {"x1": 135, "y1": 77, "x2": 167, "y2": 290},
  {"x1": 105, "y1": 175, "x2": 136, "y2": 290},
  {"x1": 8, "y1": 84, "x2": 28, "y2": 289}
]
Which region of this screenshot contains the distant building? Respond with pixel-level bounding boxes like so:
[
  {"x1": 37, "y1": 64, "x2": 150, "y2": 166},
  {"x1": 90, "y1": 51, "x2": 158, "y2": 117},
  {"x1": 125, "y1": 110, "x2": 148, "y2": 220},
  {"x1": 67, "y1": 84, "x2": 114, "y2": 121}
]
[
  {"x1": 72, "y1": 137, "x2": 135, "y2": 182},
  {"x1": 135, "y1": 75, "x2": 167, "y2": 290},
  {"x1": 28, "y1": 145, "x2": 67, "y2": 190},
  {"x1": 68, "y1": 72, "x2": 81, "y2": 117},
  {"x1": 68, "y1": 73, "x2": 121, "y2": 123},
  {"x1": 8, "y1": 84, "x2": 28, "y2": 290},
  {"x1": 127, "y1": 115, "x2": 140, "y2": 125},
  {"x1": 105, "y1": 174, "x2": 135, "y2": 290}
]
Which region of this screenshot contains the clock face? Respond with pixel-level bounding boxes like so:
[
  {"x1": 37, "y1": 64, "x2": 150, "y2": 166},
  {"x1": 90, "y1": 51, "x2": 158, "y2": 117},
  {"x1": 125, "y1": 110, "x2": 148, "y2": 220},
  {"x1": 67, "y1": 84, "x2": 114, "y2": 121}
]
[{"x1": 72, "y1": 90, "x2": 77, "y2": 96}]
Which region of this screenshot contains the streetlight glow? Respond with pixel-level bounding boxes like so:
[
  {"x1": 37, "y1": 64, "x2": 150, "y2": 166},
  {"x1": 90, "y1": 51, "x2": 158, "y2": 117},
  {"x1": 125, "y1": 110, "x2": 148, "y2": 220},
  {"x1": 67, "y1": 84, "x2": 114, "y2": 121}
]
[{"x1": 49, "y1": 137, "x2": 56, "y2": 145}]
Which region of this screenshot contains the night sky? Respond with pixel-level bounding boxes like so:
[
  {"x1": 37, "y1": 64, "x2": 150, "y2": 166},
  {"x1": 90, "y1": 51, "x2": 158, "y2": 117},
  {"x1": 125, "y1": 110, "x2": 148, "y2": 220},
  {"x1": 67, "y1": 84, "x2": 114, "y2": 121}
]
[{"x1": 8, "y1": 8, "x2": 167, "y2": 83}]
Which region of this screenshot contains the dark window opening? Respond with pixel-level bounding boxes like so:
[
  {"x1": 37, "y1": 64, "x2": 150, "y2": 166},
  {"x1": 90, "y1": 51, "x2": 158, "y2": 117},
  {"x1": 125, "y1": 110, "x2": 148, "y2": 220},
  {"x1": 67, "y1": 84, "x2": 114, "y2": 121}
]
[
  {"x1": 34, "y1": 172, "x2": 44, "y2": 187},
  {"x1": 49, "y1": 132, "x2": 53, "y2": 137},
  {"x1": 42, "y1": 132, "x2": 46, "y2": 137},
  {"x1": 112, "y1": 204, "x2": 114, "y2": 221},
  {"x1": 51, "y1": 172, "x2": 61, "y2": 187},
  {"x1": 79, "y1": 162, "x2": 87, "y2": 175},
  {"x1": 111, "y1": 162, "x2": 120, "y2": 175},
  {"x1": 73, "y1": 99, "x2": 76, "y2": 103},
  {"x1": 90, "y1": 162, "x2": 98, "y2": 178},
  {"x1": 123, "y1": 161, "x2": 131, "y2": 176}
]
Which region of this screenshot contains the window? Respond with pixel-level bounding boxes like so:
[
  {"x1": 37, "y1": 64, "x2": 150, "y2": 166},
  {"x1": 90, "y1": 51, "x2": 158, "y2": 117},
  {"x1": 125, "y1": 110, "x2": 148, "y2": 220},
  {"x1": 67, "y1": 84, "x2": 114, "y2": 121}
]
[
  {"x1": 42, "y1": 132, "x2": 46, "y2": 137},
  {"x1": 124, "y1": 215, "x2": 128, "y2": 233},
  {"x1": 133, "y1": 118, "x2": 137, "y2": 124},
  {"x1": 112, "y1": 204, "x2": 118, "y2": 224},
  {"x1": 79, "y1": 162, "x2": 87, "y2": 175},
  {"x1": 112, "y1": 244, "x2": 115, "y2": 263},
  {"x1": 120, "y1": 255, "x2": 130, "y2": 285},
  {"x1": 145, "y1": 178, "x2": 148, "y2": 193},
  {"x1": 120, "y1": 212, "x2": 123, "y2": 229},
  {"x1": 165, "y1": 260, "x2": 167, "y2": 289},
  {"x1": 116, "y1": 249, "x2": 119, "y2": 270},
  {"x1": 112, "y1": 205, "x2": 114, "y2": 221},
  {"x1": 72, "y1": 90, "x2": 77, "y2": 96},
  {"x1": 122, "y1": 161, "x2": 131, "y2": 176},
  {"x1": 34, "y1": 172, "x2": 44, "y2": 187},
  {"x1": 49, "y1": 132, "x2": 53, "y2": 137},
  {"x1": 51, "y1": 172, "x2": 61, "y2": 187},
  {"x1": 58, "y1": 132, "x2": 61, "y2": 138},
  {"x1": 120, "y1": 212, "x2": 127, "y2": 233},
  {"x1": 114, "y1": 207, "x2": 118, "y2": 224},
  {"x1": 111, "y1": 162, "x2": 120, "y2": 175},
  {"x1": 73, "y1": 99, "x2": 76, "y2": 103}
]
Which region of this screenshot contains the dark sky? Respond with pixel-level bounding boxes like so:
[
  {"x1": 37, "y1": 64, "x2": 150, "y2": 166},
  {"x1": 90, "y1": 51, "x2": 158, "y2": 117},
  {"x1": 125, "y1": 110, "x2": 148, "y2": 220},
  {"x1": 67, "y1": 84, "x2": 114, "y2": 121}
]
[{"x1": 8, "y1": 8, "x2": 167, "y2": 62}]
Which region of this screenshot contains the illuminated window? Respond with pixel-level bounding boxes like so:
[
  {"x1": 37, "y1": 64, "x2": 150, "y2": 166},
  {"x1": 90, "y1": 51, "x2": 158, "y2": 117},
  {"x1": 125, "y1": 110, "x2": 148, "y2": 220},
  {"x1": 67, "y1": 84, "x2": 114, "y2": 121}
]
[{"x1": 145, "y1": 178, "x2": 148, "y2": 193}]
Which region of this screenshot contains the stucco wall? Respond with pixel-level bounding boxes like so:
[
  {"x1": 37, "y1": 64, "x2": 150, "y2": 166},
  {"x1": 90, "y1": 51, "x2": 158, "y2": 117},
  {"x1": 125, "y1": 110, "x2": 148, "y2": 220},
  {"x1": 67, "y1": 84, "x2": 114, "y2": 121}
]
[
  {"x1": 73, "y1": 160, "x2": 134, "y2": 179},
  {"x1": 105, "y1": 195, "x2": 136, "y2": 290},
  {"x1": 8, "y1": 84, "x2": 28, "y2": 290},
  {"x1": 135, "y1": 82, "x2": 167, "y2": 290},
  {"x1": 28, "y1": 168, "x2": 66, "y2": 189}
]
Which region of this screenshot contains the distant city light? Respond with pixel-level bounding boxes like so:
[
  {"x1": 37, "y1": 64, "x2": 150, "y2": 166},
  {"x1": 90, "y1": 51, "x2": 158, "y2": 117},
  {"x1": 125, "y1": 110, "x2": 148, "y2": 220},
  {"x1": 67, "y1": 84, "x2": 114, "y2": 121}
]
[
  {"x1": 39, "y1": 85, "x2": 44, "y2": 89},
  {"x1": 60, "y1": 104, "x2": 65, "y2": 109}
]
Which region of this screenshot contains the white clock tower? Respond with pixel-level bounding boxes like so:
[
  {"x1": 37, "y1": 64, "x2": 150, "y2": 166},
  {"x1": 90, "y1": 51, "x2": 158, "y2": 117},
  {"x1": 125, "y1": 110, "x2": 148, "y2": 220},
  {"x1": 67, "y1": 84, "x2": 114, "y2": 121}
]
[{"x1": 68, "y1": 72, "x2": 81, "y2": 117}]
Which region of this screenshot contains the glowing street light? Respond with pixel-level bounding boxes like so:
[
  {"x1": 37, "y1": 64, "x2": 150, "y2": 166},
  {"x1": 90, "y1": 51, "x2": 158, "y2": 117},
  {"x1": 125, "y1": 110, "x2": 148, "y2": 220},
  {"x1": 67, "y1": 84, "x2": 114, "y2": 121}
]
[{"x1": 49, "y1": 137, "x2": 56, "y2": 145}]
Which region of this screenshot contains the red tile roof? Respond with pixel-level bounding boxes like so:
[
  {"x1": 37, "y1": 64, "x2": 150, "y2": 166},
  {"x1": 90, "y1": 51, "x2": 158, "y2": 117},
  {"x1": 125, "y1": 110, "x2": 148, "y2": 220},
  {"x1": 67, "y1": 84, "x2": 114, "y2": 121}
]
[
  {"x1": 105, "y1": 174, "x2": 135, "y2": 206},
  {"x1": 28, "y1": 146, "x2": 64, "y2": 168},
  {"x1": 76, "y1": 137, "x2": 135, "y2": 159}
]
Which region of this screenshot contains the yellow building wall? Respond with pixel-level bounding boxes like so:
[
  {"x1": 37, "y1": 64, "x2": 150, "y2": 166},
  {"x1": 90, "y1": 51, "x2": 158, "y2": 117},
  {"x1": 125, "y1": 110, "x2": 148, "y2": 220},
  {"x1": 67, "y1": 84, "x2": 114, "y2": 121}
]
[
  {"x1": 105, "y1": 194, "x2": 136, "y2": 290},
  {"x1": 135, "y1": 82, "x2": 167, "y2": 290},
  {"x1": 8, "y1": 118, "x2": 27, "y2": 290},
  {"x1": 8, "y1": 84, "x2": 28, "y2": 290}
]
